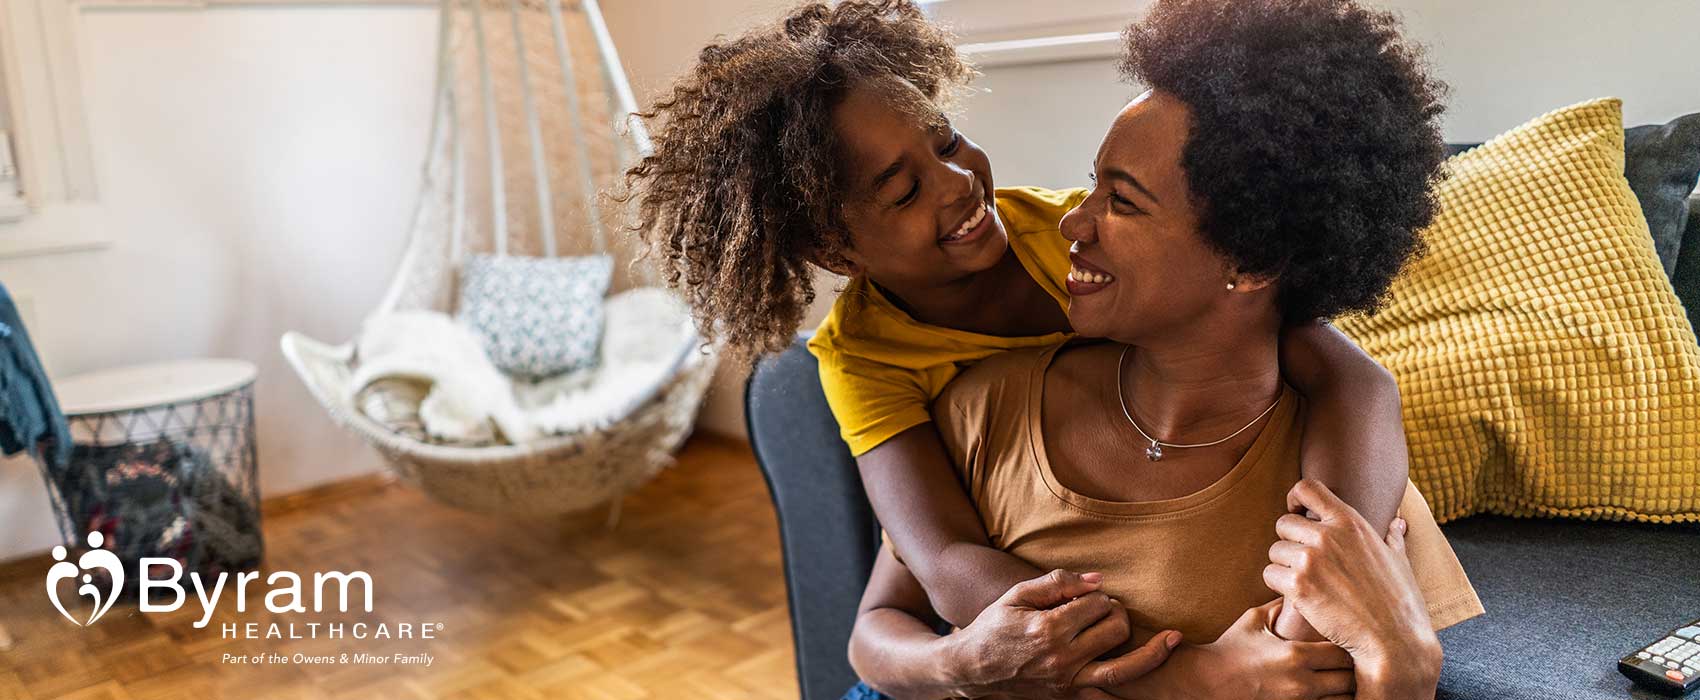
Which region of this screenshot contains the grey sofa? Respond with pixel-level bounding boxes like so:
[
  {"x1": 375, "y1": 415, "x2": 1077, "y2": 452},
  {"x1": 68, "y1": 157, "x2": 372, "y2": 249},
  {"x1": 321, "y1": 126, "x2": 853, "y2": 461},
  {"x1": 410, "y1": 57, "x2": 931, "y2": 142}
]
[
  {"x1": 748, "y1": 339, "x2": 1700, "y2": 700},
  {"x1": 749, "y1": 119, "x2": 1700, "y2": 700}
]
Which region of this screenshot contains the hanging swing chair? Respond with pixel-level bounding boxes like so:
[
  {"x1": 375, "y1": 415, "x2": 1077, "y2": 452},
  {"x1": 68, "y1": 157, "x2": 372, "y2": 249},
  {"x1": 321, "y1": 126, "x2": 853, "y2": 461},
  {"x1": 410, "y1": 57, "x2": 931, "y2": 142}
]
[{"x1": 280, "y1": 0, "x2": 717, "y2": 518}]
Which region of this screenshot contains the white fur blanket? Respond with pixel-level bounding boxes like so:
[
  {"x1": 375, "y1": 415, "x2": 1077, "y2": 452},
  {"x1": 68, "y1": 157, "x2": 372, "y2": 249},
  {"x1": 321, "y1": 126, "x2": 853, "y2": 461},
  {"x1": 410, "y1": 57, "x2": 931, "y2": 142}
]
[{"x1": 347, "y1": 288, "x2": 697, "y2": 444}]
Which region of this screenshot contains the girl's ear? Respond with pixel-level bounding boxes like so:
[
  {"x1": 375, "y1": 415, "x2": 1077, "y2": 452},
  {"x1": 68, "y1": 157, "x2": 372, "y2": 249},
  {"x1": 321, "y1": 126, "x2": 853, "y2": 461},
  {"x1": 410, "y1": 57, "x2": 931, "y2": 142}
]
[
  {"x1": 816, "y1": 245, "x2": 864, "y2": 278},
  {"x1": 821, "y1": 260, "x2": 863, "y2": 278}
]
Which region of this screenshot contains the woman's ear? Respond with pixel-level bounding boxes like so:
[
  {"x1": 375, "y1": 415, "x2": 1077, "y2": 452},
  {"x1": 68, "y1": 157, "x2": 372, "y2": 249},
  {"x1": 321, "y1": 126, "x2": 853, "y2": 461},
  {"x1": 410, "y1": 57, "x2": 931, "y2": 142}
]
[
  {"x1": 1224, "y1": 268, "x2": 1277, "y2": 293},
  {"x1": 1230, "y1": 277, "x2": 1276, "y2": 293}
]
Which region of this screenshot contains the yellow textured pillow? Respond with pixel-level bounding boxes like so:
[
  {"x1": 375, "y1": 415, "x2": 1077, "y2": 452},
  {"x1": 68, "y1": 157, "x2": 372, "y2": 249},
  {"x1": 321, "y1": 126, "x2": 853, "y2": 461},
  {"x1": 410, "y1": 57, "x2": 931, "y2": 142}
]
[{"x1": 1334, "y1": 98, "x2": 1700, "y2": 524}]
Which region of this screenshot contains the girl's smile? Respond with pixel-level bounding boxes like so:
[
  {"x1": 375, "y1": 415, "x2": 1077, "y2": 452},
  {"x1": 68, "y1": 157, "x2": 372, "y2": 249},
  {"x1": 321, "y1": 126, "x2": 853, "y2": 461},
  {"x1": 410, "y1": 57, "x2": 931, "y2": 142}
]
[{"x1": 941, "y1": 201, "x2": 991, "y2": 245}]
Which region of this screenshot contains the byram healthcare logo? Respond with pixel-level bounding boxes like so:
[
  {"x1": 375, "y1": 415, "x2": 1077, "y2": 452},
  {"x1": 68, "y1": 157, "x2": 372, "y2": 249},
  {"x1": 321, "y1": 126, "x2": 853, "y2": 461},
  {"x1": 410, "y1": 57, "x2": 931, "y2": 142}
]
[
  {"x1": 45, "y1": 531, "x2": 124, "y2": 627},
  {"x1": 45, "y1": 531, "x2": 443, "y2": 643}
]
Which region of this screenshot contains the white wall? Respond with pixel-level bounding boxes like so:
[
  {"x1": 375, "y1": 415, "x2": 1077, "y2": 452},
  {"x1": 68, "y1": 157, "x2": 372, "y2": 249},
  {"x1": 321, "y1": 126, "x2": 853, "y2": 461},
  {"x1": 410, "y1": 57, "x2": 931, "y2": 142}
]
[
  {"x1": 1, "y1": 0, "x2": 1696, "y2": 562},
  {"x1": 1390, "y1": 0, "x2": 1700, "y2": 143},
  {"x1": 0, "y1": 5, "x2": 439, "y2": 560}
]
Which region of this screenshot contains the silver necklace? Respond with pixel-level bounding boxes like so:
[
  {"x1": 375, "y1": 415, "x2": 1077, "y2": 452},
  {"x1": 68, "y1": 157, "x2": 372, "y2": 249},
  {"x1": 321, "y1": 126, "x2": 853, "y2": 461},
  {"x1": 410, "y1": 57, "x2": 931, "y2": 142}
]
[{"x1": 1115, "y1": 346, "x2": 1282, "y2": 462}]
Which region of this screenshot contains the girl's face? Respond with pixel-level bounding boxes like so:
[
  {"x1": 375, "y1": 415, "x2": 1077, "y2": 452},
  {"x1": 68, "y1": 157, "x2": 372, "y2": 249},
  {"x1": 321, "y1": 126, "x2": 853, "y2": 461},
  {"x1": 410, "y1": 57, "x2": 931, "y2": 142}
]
[
  {"x1": 830, "y1": 80, "x2": 1007, "y2": 290},
  {"x1": 1062, "y1": 90, "x2": 1270, "y2": 343}
]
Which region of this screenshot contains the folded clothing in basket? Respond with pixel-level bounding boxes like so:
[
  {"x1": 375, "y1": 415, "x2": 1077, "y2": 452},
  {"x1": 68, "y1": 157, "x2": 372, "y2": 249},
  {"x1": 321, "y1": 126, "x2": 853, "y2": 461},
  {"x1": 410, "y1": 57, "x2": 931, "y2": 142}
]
[{"x1": 58, "y1": 438, "x2": 262, "y2": 587}]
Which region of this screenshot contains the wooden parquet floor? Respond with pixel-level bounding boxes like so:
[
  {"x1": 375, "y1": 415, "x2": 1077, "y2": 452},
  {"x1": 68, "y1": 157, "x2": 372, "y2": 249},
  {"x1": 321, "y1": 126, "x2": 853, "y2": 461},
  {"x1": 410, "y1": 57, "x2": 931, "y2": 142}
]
[{"x1": 0, "y1": 436, "x2": 800, "y2": 700}]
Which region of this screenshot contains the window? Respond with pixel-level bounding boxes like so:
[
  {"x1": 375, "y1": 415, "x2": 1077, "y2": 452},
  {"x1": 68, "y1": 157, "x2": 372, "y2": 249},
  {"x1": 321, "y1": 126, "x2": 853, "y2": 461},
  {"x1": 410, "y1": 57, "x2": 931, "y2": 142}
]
[
  {"x1": 0, "y1": 63, "x2": 25, "y2": 222},
  {"x1": 0, "y1": 0, "x2": 106, "y2": 257}
]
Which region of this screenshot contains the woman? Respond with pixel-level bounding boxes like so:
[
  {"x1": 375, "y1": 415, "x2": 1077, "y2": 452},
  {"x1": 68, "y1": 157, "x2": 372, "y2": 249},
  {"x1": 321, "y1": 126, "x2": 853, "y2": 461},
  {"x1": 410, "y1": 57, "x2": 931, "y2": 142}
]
[
  {"x1": 623, "y1": 0, "x2": 1416, "y2": 671},
  {"x1": 844, "y1": 1, "x2": 1478, "y2": 698}
]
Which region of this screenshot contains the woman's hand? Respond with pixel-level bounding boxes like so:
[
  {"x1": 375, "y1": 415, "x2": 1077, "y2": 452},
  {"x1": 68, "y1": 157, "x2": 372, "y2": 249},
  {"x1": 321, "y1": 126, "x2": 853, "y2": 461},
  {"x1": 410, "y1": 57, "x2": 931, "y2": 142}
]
[
  {"x1": 1263, "y1": 479, "x2": 1443, "y2": 700},
  {"x1": 944, "y1": 569, "x2": 1179, "y2": 700},
  {"x1": 1077, "y1": 598, "x2": 1354, "y2": 700}
]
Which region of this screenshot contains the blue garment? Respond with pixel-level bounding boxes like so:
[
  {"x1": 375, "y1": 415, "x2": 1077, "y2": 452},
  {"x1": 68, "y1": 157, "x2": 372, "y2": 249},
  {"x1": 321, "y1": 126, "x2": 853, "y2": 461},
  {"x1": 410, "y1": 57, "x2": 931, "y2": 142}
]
[
  {"x1": 841, "y1": 681, "x2": 890, "y2": 700},
  {"x1": 0, "y1": 282, "x2": 70, "y2": 470}
]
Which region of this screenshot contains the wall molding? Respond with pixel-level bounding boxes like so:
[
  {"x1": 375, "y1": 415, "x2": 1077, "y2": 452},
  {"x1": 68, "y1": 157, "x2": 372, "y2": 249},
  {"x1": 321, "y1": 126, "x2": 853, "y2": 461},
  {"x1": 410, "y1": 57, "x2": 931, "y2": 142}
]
[
  {"x1": 959, "y1": 31, "x2": 1122, "y2": 68},
  {"x1": 0, "y1": 230, "x2": 111, "y2": 260},
  {"x1": 0, "y1": 202, "x2": 111, "y2": 260},
  {"x1": 923, "y1": 0, "x2": 1141, "y2": 68}
]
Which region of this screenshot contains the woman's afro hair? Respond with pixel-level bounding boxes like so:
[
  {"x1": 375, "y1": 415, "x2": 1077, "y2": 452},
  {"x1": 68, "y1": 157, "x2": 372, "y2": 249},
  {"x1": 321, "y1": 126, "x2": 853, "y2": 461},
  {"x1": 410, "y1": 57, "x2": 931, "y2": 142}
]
[{"x1": 1121, "y1": 0, "x2": 1449, "y2": 320}]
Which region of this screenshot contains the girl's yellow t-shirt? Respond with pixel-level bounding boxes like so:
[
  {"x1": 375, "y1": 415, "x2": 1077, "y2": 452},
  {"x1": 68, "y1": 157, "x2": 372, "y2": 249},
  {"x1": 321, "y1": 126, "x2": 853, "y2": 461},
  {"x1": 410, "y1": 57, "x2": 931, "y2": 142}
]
[{"x1": 807, "y1": 185, "x2": 1088, "y2": 456}]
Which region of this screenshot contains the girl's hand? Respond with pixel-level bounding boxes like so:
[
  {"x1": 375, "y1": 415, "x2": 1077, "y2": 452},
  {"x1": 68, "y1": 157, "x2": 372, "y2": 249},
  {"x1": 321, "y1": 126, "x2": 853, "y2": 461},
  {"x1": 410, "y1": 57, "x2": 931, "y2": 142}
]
[
  {"x1": 1078, "y1": 598, "x2": 1354, "y2": 700},
  {"x1": 944, "y1": 569, "x2": 1178, "y2": 700},
  {"x1": 1263, "y1": 479, "x2": 1443, "y2": 699}
]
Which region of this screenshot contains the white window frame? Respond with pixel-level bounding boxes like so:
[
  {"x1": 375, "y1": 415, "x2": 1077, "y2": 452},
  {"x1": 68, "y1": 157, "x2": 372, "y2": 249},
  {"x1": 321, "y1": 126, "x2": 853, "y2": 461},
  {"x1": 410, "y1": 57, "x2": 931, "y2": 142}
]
[
  {"x1": 0, "y1": 0, "x2": 106, "y2": 258},
  {"x1": 920, "y1": 0, "x2": 1148, "y2": 67}
]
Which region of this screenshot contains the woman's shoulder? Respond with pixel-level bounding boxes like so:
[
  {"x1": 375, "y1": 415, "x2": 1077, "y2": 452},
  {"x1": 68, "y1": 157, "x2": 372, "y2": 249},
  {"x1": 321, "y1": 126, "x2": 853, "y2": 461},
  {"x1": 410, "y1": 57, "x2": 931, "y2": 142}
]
[
  {"x1": 932, "y1": 344, "x2": 1058, "y2": 420},
  {"x1": 929, "y1": 345, "x2": 1056, "y2": 466},
  {"x1": 1044, "y1": 339, "x2": 1122, "y2": 378}
]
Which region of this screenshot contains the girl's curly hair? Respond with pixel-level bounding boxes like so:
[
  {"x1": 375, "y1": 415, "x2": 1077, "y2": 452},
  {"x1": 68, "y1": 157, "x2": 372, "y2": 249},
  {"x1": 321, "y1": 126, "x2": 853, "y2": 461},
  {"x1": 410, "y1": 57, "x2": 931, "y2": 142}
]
[
  {"x1": 621, "y1": 0, "x2": 972, "y2": 357},
  {"x1": 1122, "y1": 0, "x2": 1449, "y2": 321}
]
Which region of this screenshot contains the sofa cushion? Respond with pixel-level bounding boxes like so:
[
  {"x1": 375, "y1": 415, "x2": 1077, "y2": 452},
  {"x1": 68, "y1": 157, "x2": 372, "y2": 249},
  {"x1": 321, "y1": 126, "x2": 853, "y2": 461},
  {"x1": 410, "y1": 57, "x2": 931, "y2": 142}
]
[
  {"x1": 1676, "y1": 202, "x2": 1700, "y2": 340},
  {"x1": 1334, "y1": 98, "x2": 1700, "y2": 524},
  {"x1": 1625, "y1": 113, "x2": 1700, "y2": 278},
  {"x1": 1437, "y1": 515, "x2": 1700, "y2": 699}
]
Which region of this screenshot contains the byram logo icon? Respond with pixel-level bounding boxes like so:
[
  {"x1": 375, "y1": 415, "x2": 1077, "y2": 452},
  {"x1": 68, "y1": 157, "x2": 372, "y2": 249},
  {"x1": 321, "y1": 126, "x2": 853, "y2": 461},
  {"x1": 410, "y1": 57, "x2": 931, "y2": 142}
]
[{"x1": 46, "y1": 531, "x2": 125, "y2": 627}]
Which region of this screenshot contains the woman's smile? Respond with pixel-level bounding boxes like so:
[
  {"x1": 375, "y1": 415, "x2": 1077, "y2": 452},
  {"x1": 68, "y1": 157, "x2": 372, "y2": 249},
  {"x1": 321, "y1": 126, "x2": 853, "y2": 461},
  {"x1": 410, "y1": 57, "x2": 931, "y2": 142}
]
[{"x1": 1066, "y1": 252, "x2": 1116, "y2": 296}]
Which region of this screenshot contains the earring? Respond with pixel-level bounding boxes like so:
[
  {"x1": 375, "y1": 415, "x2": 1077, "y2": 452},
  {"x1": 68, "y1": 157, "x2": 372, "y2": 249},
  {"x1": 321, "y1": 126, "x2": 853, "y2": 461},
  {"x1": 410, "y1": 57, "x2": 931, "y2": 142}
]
[{"x1": 1225, "y1": 281, "x2": 1237, "y2": 290}]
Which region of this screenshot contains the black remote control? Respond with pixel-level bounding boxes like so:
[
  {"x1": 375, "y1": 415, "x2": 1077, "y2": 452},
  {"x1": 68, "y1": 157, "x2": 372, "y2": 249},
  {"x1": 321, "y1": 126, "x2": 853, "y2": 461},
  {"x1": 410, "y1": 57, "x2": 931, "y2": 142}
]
[{"x1": 1620, "y1": 618, "x2": 1700, "y2": 696}]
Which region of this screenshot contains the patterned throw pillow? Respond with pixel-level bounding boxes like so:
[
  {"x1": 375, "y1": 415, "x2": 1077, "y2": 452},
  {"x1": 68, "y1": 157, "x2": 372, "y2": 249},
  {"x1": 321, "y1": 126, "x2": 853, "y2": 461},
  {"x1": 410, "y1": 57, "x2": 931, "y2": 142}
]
[
  {"x1": 1444, "y1": 111, "x2": 1700, "y2": 278},
  {"x1": 1334, "y1": 98, "x2": 1700, "y2": 524},
  {"x1": 456, "y1": 254, "x2": 612, "y2": 380}
]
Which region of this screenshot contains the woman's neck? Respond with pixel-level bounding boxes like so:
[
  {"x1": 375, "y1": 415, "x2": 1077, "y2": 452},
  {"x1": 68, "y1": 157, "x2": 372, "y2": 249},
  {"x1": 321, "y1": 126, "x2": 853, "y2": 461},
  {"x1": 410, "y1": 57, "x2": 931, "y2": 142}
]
[{"x1": 1118, "y1": 321, "x2": 1283, "y2": 443}]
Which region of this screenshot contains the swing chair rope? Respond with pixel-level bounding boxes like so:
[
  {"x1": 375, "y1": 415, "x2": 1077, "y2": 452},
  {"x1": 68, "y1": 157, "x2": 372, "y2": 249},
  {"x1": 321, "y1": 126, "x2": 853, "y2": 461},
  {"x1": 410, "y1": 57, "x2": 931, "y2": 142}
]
[
  {"x1": 545, "y1": 0, "x2": 608, "y2": 256},
  {"x1": 468, "y1": 0, "x2": 509, "y2": 257}
]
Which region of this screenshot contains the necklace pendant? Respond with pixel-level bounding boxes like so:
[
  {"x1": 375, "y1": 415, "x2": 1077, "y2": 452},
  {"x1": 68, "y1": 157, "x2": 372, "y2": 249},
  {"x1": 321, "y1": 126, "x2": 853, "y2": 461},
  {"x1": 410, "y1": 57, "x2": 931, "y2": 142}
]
[{"x1": 1146, "y1": 442, "x2": 1164, "y2": 462}]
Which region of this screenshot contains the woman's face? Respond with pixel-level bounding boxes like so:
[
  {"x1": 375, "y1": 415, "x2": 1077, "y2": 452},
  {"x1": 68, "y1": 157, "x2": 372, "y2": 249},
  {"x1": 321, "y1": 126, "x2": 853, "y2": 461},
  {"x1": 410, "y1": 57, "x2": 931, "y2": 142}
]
[
  {"x1": 830, "y1": 80, "x2": 1007, "y2": 290},
  {"x1": 1062, "y1": 90, "x2": 1258, "y2": 343}
]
